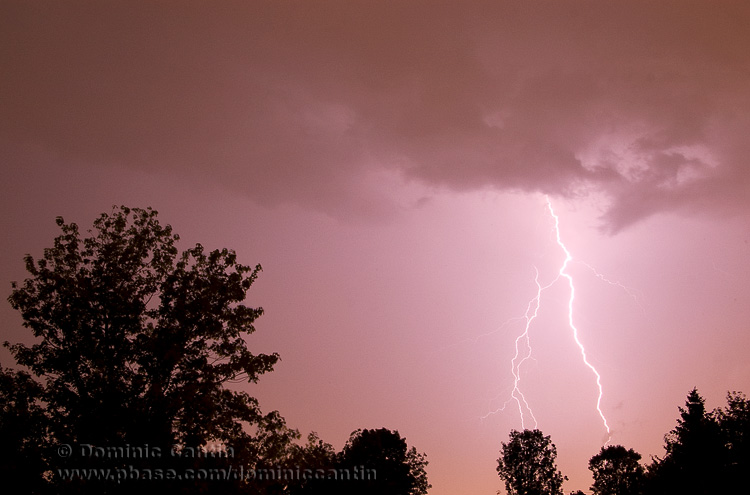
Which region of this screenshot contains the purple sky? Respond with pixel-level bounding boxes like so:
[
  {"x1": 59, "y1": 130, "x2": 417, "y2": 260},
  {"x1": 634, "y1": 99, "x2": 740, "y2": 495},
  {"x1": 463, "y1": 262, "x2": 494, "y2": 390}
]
[{"x1": 2, "y1": 2, "x2": 750, "y2": 493}]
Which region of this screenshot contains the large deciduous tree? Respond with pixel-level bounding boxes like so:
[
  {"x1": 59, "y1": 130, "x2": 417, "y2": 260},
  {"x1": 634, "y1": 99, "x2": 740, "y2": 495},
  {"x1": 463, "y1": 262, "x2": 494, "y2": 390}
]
[
  {"x1": 496, "y1": 429, "x2": 565, "y2": 495},
  {"x1": 5, "y1": 206, "x2": 295, "y2": 492}
]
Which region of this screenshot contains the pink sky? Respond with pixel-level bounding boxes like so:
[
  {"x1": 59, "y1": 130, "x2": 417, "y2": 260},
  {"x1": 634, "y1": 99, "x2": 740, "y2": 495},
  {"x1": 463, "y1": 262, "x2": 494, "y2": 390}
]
[{"x1": 2, "y1": 2, "x2": 750, "y2": 493}]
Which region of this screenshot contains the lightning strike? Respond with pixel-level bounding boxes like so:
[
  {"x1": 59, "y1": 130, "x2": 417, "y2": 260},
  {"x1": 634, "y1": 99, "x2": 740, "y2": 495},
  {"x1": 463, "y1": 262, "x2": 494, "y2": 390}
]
[
  {"x1": 546, "y1": 197, "x2": 611, "y2": 441},
  {"x1": 486, "y1": 196, "x2": 612, "y2": 443},
  {"x1": 503, "y1": 266, "x2": 543, "y2": 430},
  {"x1": 576, "y1": 260, "x2": 644, "y2": 313}
]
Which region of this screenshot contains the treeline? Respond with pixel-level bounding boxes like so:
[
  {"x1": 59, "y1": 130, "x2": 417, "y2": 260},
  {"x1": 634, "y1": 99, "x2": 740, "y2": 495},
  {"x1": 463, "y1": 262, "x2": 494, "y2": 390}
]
[
  {"x1": 497, "y1": 388, "x2": 750, "y2": 495},
  {"x1": 0, "y1": 207, "x2": 429, "y2": 495}
]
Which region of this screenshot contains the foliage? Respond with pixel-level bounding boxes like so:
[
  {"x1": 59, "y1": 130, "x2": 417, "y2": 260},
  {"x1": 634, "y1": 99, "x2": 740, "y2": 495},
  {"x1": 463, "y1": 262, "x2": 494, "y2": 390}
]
[
  {"x1": 0, "y1": 365, "x2": 49, "y2": 493},
  {"x1": 588, "y1": 445, "x2": 644, "y2": 495},
  {"x1": 496, "y1": 429, "x2": 565, "y2": 495},
  {"x1": 337, "y1": 428, "x2": 431, "y2": 495},
  {"x1": 714, "y1": 391, "x2": 750, "y2": 489},
  {"x1": 279, "y1": 431, "x2": 338, "y2": 495},
  {"x1": 498, "y1": 391, "x2": 750, "y2": 495},
  {"x1": 4, "y1": 206, "x2": 295, "y2": 493},
  {"x1": 646, "y1": 388, "x2": 726, "y2": 495}
]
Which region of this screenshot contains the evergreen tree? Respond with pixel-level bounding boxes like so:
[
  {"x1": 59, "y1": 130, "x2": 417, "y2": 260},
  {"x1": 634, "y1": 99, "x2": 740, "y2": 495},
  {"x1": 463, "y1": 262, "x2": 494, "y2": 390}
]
[{"x1": 647, "y1": 388, "x2": 725, "y2": 495}]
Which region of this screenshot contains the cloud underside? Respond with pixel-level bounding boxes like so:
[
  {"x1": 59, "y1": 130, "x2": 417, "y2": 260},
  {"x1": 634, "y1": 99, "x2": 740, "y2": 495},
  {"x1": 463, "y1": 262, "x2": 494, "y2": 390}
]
[{"x1": 2, "y1": 1, "x2": 749, "y2": 232}]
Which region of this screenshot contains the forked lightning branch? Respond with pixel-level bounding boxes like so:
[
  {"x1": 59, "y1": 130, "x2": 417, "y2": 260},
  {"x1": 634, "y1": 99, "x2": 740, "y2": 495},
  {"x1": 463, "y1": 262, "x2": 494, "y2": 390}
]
[{"x1": 484, "y1": 196, "x2": 612, "y2": 443}]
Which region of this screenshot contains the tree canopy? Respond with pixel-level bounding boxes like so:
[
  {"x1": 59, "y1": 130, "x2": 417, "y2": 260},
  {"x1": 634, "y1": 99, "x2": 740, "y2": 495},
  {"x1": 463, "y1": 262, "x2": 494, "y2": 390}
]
[
  {"x1": 280, "y1": 427, "x2": 429, "y2": 495},
  {"x1": 496, "y1": 429, "x2": 565, "y2": 495},
  {"x1": 588, "y1": 445, "x2": 644, "y2": 495},
  {"x1": 646, "y1": 388, "x2": 726, "y2": 495},
  {"x1": 715, "y1": 391, "x2": 750, "y2": 488},
  {"x1": 0, "y1": 365, "x2": 49, "y2": 493},
  {"x1": 4, "y1": 206, "x2": 296, "y2": 493},
  {"x1": 337, "y1": 428, "x2": 430, "y2": 495}
]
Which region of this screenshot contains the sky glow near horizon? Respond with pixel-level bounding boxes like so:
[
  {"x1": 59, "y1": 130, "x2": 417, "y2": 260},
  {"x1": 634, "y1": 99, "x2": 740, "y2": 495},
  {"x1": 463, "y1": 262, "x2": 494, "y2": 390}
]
[{"x1": 2, "y1": 2, "x2": 750, "y2": 493}]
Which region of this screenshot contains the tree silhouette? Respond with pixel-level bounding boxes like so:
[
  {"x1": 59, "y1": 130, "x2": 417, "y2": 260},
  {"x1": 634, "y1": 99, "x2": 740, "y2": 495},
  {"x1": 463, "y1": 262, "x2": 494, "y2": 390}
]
[
  {"x1": 646, "y1": 388, "x2": 726, "y2": 495},
  {"x1": 336, "y1": 428, "x2": 430, "y2": 495},
  {"x1": 714, "y1": 391, "x2": 750, "y2": 489},
  {"x1": 0, "y1": 365, "x2": 49, "y2": 493},
  {"x1": 4, "y1": 206, "x2": 296, "y2": 493},
  {"x1": 588, "y1": 445, "x2": 644, "y2": 495},
  {"x1": 496, "y1": 429, "x2": 565, "y2": 495},
  {"x1": 281, "y1": 431, "x2": 338, "y2": 495}
]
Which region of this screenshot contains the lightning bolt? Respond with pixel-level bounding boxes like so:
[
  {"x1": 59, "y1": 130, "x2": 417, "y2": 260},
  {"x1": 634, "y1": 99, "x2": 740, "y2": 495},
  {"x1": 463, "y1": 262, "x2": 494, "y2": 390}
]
[
  {"x1": 480, "y1": 270, "x2": 541, "y2": 427},
  {"x1": 546, "y1": 197, "x2": 611, "y2": 441},
  {"x1": 500, "y1": 266, "x2": 543, "y2": 430},
  {"x1": 485, "y1": 196, "x2": 612, "y2": 443},
  {"x1": 575, "y1": 260, "x2": 644, "y2": 313}
]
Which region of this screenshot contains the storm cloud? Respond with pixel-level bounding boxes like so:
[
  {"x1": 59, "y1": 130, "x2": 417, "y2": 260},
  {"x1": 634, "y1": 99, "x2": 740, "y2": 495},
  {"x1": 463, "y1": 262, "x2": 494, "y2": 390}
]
[{"x1": 2, "y1": 0, "x2": 749, "y2": 231}]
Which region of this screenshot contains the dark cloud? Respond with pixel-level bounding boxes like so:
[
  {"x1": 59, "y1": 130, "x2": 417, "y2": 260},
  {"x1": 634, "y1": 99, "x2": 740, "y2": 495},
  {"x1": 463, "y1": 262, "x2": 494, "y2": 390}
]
[{"x1": 2, "y1": 1, "x2": 749, "y2": 231}]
